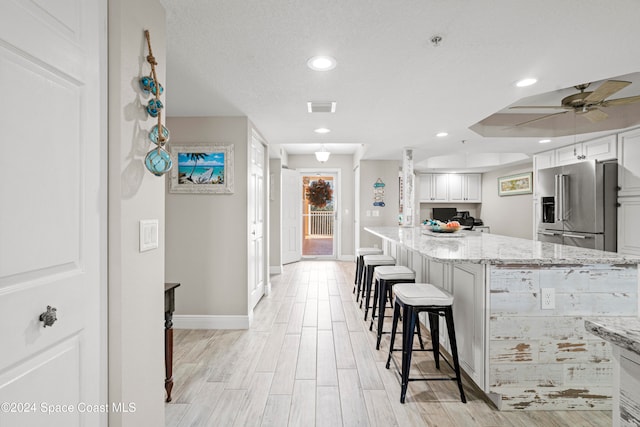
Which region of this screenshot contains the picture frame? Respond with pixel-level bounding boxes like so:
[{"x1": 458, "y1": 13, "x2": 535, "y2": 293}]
[
  {"x1": 498, "y1": 172, "x2": 533, "y2": 196},
  {"x1": 169, "y1": 144, "x2": 234, "y2": 194}
]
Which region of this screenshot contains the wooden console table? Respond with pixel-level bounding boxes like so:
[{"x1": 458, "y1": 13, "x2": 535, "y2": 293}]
[{"x1": 164, "y1": 282, "x2": 180, "y2": 402}]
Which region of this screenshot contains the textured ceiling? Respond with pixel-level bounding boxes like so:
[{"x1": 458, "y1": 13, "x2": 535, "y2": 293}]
[{"x1": 160, "y1": 0, "x2": 640, "y2": 170}]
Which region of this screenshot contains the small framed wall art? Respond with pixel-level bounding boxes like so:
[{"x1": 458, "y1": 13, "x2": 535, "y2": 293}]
[
  {"x1": 169, "y1": 144, "x2": 234, "y2": 194},
  {"x1": 498, "y1": 172, "x2": 533, "y2": 196}
]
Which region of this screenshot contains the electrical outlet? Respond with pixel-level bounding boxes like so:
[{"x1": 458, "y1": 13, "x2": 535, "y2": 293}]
[
  {"x1": 373, "y1": 210, "x2": 379, "y2": 217},
  {"x1": 541, "y1": 288, "x2": 555, "y2": 309}
]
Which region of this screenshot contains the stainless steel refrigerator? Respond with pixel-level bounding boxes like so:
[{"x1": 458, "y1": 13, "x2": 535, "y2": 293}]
[{"x1": 537, "y1": 160, "x2": 617, "y2": 251}]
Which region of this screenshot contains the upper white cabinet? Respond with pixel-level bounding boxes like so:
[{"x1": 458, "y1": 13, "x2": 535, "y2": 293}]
[
  {"x1": 555, "y1": 135, "x2": 617, "y2": 166},
  {"x1": 449, "y1": 173, "x2": 482, "y2": 202},
  {"x1": 419, "y1": 173, "x2": 449, "y2": 202},
  {"x1": 618, "y1": 128, "x2": 640, "y2": 197},
  {"x1": 419, "y1": 173, "x2": 481, "y2": 203}
]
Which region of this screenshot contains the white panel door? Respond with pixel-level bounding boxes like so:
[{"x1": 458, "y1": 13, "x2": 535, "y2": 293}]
[
  {"x1": 281, "y1": 168, "x2": 301, "y2": 264},
  {"x1": 249, "y1": 135, "x2": 266, "y2": 309},
  {"x1": 465, "y1": 174, "x2": 482, "y2": 202},
  {"x1": 0, "y1": 1, "x2": 105, "y2": 426},
  {"x1": 448, "y1": 174, "x2": 464, "y2": 202},
  {"x1": 433, "y1": 173, "x2": 449, "y2": 201},
  {"x1": 618, "y1": 129, "x2": 640, "y2": 197}
]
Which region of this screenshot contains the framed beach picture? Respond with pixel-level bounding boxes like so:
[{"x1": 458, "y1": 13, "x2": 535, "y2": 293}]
[
  {"x1": 498, "y1": 172, "x2": 533, "y2": 196},
  {"x1": 169, "y1": 144, "x2": 234, "y2": 194}
]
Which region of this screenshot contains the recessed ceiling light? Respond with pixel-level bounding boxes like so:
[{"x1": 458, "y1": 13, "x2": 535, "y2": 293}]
[
  {"x1": 314, "y1": 128, "x2": 331, "y2": 134},
  {"x1": 515, "y1": 78, "x2": 538, "y2": 87},
  {"x1": 539, "y1": 139, "x2": 551, "y2": 144},
  {"x1": 436, "y1": 132, "x2": 448, "y2": 137},
  {"x1": 307, "y1": 56, "x2": 336, "y2": 71}
]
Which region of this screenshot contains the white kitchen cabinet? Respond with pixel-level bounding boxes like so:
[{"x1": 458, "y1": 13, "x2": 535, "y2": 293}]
[
  {"x1": 418, "y1": 173, "x2": 449, "y2": 202},
  {"x1": 618, "y1": 196, "x2": 640, "y2": 256},
  {"x1": 618, "y1": 128, "x2": 640, "y2": 197},
  {"x1": 449, "y1": 173, "x2": 482, "y2": 203},
  {"x1": 555, "y1": 134, "x2": 617, "y2": 166},
  {"x1": 451, "y1": 263, "x2": 485, "y2": 389},
  {"x1": 533, "y1": 151, "x2": 555, "y2": 171},
  {"x1": 419, "y1": 173, "x2": 481, "y2": 203}
]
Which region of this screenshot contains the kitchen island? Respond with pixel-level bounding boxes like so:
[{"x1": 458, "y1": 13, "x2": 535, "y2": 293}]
[{"x1": 365, "y1": 226, "x2": 640, "y2": 411}]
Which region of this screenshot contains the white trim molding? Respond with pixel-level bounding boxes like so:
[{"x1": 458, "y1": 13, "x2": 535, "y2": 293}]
[
  {"x1": 173, "y1": 315, "x2": 250, "y2": 330},
  {"x1": 269, "y1": 265, "x2": 283, "y2": 274}
]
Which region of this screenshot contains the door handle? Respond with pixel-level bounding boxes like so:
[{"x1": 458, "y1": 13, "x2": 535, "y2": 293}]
[
  {"x1": 39, "y1": 305, "x2": 57, "y2": 327},
  {"x1": 563, "y1": 233, "x2": 591, "y2": 239},
  {"x1": 538, "y1": 231, "x2": 557, "y2": 236}
]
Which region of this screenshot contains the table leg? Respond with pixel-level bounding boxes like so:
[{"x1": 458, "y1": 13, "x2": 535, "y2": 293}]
[{"x1": 165, "y1": 311, "x2": 174, "y2": 402}]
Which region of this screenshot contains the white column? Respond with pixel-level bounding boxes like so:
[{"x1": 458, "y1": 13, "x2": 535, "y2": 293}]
[{"x1": 401, "y1": 148, "x2": 415, "y2": 227}]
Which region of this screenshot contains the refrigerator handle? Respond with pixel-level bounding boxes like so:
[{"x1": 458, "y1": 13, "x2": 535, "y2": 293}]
[
  {"x1": 554, "y1": 174, "x2": 561, "y2": 222},
  {"x1": 560, "y1": 174, "x2": 567, "y2": 222}
]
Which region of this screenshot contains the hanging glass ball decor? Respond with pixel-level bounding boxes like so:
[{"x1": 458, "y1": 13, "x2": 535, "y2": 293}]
[
  {"x1": 141, "y1": 30, "x2": 172, "y2": 176},
  {"x1": 146, "y1": 99, "x2": 163, "y2": 117},
  {"x1": 149, "y1": 124, "x2": 170, "y2": 145},
  {"x1": 145, "y1": 148, "x2": 172, "y2": 176}
]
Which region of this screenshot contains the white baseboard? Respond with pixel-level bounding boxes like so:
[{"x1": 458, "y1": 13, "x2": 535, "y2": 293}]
[
  {"x1": 173, "y1": 314, "x2": 250, "y2": 330},
  {"x1": 339, "y1": 254, "x2": 355, "y2": 262},
  {"x1": 269, "y1": 265, "x2": 282, "y2": 274}
]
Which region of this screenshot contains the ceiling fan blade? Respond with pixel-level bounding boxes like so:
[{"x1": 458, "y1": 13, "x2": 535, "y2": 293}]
[
  {"x1": 580, "y1": 108, "x2": 608, "y2": 123},
  {"x1": 584, "y1": 80, "x2": 631, "y2": 103},
  {"x1": 512, "y1": 111, "x2": 568, "y2": 127},
  {"x1": 509, "y1": 105, "x2": 568, "y2": 109},
  {"x1": 603, "y1": 94, "x2": 640, "y2": 106}
]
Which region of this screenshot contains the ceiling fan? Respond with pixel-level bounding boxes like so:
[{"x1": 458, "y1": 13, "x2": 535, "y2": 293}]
[{"x1": 510, "y1": 80, "x2": 640, "y2": 127}]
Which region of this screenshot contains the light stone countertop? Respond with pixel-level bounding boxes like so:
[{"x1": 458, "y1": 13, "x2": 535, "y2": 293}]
[
  {"x1": 364, "y1": 226, "x2": 640, "y2": 265},
  {"x1": 585, "y1": 318, "x2": 640, "y2": 357}
]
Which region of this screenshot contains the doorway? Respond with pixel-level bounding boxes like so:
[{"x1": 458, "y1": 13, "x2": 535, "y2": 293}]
[{"x1": 302, "y1": 173, "x2": 338, "y2": 258}]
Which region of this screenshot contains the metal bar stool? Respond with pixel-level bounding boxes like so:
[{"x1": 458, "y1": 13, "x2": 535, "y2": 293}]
[
  {"x1": 368, "y1": 265, "x2": 418, "y2": 350},
  {"x1": 385, "y1": 283, "x2": 466, "y2": 404},
  {"x1": 360, "y1": 254, "x2": 396, "y2": 318},
  {"x1": 353, "y1": 247, "x2": 383, "y2": 301}
]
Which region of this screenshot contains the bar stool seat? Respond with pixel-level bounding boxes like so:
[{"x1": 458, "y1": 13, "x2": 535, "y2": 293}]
[
  {"x1": 386, "y1": 283, "x2": 466, "y2": 404},
  {"x1": 360, "y1": 255, "x2": 395, "y2": 315},
  {"x1": 369, "y1": 266, "x2": 417, "y2": 349},
  {"x1": 353, "y1": 247, "x2": 383, "y2": 298}
]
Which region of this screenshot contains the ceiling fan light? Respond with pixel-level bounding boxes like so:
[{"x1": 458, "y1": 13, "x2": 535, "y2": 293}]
[
  {"x1": 315, "y1": 146, "x2": 331, "y2": 162},
  {"x1": 516, "y1": 78, "x2": 538, "y2": 87}
]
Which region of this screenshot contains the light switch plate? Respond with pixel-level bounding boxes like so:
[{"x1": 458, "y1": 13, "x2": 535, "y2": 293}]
[{"x1": 140, "y1": 219, "x2": 159, "y2": 252}]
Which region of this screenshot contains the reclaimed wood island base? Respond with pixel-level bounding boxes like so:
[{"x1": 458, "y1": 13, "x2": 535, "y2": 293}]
[{"x1": 365, "y1": 226, "x2": 640, "y2": 411}]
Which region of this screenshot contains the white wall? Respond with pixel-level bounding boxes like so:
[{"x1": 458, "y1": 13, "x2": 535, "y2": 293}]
[
  {"x1": 269, "y1": 159, "x2": 282, "y2": 272},
  {"x1": 358, "y1": 160, "x2": 401, "y2": 248},
  {"x1": 108, "y1": 1, "x2": 166, "y2": 425},
  {"x1": 165, "y1": 117, "x2": 250, "y2": 322},
  {"x1": 287, "y1": 154, "x2": 356, "y2": 259},
  {"x1": 479, "y1": 162, "x2": 534, "y2": 239}
]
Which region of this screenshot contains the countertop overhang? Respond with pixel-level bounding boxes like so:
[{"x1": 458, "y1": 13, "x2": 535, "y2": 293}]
[{"x1": 365, "y1": 226, "x2": 640, "y2": 265}]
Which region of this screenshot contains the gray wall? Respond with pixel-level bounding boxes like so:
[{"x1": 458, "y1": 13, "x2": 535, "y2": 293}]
[
  {"x1": 358, "y1": 160, "x2": 401, "y2": 248},
  {"x1": 165, "y1": 117, "x2": 250, "y2": 316},
  {"x1": 479, "y1": 162, "x2": 534, "y2": 239},
  {"x1": 108, "y1": 1, "x2": 166, "y2": 425},
  {"x1": 287, "y1": 154, "x2": 356, "y2": 259},
  {"x1": 269, "y1": 158, "x2": 282, "y2": 271}
]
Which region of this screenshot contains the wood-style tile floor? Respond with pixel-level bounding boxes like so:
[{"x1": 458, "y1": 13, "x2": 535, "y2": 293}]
[{"x1": 165, "y1": 260, "x2": 611, "y2": 426}]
